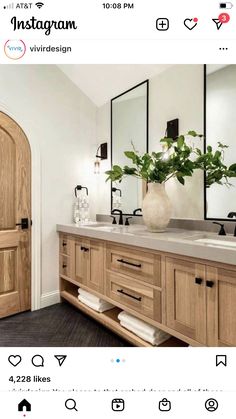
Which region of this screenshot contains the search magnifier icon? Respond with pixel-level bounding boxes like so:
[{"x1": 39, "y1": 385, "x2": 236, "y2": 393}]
[{"x1": 65, "y1": 399, "x2": 78, "y2": 412}]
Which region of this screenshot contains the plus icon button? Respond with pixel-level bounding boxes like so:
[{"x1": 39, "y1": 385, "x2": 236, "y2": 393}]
[{"x1": 156, "y1": 18, "x2": 170, "y2": 31}]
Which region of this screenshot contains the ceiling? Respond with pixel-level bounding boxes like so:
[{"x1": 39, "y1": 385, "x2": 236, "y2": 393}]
[{"x1": 58, "y1": 64, "x2": 171, "y2": 107}]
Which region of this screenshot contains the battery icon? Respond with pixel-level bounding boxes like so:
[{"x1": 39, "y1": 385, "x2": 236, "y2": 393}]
[{"x1": 219, "y1": 2, "x2": 233, "y2": 8}]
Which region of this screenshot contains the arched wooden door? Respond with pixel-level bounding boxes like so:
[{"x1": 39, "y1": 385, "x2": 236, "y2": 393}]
[{"x1": 0, "y1": 112, "x2": 31, "y2": 318}]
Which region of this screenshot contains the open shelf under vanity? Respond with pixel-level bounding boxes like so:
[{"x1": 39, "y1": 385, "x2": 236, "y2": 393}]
[{"x1": 60, "y1": 276, "x2": 187, "y2": 348}]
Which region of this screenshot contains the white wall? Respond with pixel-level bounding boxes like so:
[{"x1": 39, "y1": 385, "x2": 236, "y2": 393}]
[
  {"x1": 0, "y1": 64, "x2": 205, "y2": 309},
  {"x1": 95, "y1": 64, "x2": 205, "y2": 219},
  {"x1": 0, "y1": 65, "x2": 97, "y2": 302}
]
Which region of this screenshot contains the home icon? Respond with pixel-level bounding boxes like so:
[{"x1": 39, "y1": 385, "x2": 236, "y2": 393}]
[{"x1": 18, "y1": 399, "x2": 31, "y2": 412}]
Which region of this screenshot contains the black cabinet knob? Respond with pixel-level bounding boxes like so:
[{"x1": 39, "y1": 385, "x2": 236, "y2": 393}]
[
  {"x1": 195, "y1": 277, "x2": 202, "y2": 285},
  {"x1": 62, "y1": 263, "x2": 67, "y2": 269},
  {"x1": 80, "y1": 246, "x2": 89, "y2": 252},
  {"x1": 206, "y1": 280, "x2": 214, "y2": 288}
]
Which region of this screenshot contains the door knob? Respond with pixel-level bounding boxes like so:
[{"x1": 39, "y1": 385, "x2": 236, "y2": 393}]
[{"x1": 16, "y1": 218, "x2": 29, "y2": 229}]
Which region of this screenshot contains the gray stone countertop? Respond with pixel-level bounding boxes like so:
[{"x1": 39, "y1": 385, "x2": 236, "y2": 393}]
[{"x1": 57, "y1": 222, "x2": 236, "y2": 266}]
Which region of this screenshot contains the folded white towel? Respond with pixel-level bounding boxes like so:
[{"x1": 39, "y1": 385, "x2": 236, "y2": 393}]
[
  {"x1": 118, "y1": 311, "x2": 166, "y2": 339},
  {"x1": 78, "y1": 288, "x2": 107, "y2": 305},
  {"x1": 120, "y1": 321, "x2": 170, "y2": 346},
  {"x1": 78, "y1": 295, "x2": 114, "y2": 313}
]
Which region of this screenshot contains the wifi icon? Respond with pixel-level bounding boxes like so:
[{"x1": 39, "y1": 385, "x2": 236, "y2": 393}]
[{"x1": 35, "y1": 2, "x2": 44, "y2": 8}]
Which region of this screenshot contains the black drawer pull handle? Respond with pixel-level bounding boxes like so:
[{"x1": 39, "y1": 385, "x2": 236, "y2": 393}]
[
  {"x1": 195, "y1": 277, "x2": 203, "y2": 285},
  {"x1": 117, "y1": 259, "x2": 142, "y2": 268},
  {"x1": 81, "y1": 246, "x2": 89, "y2": 252},
  {"x1": 206, "y1": 280, "x2": 214, "y2": 288},
  {"x1": 62, "y1": 263, "x2": 67, "y2": 269},
  {"x1": 62, "y1": 241, "x2": 67, "y2": 247},
  {"x1": 117, "y1": 289, "x2": 142, "y2": 301}
]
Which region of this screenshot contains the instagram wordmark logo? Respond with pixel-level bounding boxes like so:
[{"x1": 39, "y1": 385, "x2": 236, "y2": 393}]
[{"x1": 4, "y1": 39, "x2": 26, "y2": 59}]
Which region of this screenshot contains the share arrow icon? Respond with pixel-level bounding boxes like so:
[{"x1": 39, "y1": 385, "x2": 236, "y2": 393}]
[{"x1": 54, "y1": 355, "x2": 67, "y2": 366}]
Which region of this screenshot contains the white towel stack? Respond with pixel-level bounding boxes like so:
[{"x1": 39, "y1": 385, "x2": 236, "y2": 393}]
[
  {"x1": 78, "y1": 288, "x2": 115, "y2": 313},
  {"x1": 118, "y1": 311, "x2": 170, "y2": 346}
]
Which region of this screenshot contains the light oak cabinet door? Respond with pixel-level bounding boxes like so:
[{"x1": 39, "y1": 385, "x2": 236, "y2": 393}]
[
  {"x1": 74, "y1": 238, "x2": 104, "y2": 293},
  {"x1": 207, "y1": 266, "x2": 236, "y2": 347},
  {"x1": 87, "y1": 240, "x2": 104, "y2": 294},
  {"x1": 74, "y1": 238, "x2": 90, "y2": 286},
  {"x1": 166, "y1": 257, "x2": 207, "y2": 344}
]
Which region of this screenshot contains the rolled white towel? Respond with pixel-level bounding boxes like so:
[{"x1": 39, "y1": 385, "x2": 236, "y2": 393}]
[
  {"x1": 78, "y1": 288, "x2": 107, "y2": 305},
  {"x1": 78, "y1": 295, "x2": 114, "y2": 313},
  {"x1": 120, "y1": 321, "x2": 170, "y2": 346},
  {"x1": 118, "y1": 311, "x2": 165, "y2": 339}
]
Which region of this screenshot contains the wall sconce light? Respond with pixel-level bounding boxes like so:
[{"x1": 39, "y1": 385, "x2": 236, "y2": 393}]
[{"x1": 94, "y1": 142, "x2": 108, "y2": 174}]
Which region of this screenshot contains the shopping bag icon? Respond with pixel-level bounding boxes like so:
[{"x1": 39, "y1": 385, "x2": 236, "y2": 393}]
[{"x1": 159, "y1": 398, "x2": 171, "y2": 411}]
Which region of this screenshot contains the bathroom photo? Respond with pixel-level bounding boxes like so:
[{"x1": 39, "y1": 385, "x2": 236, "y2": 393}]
[{"x1": 0, "y1": 64, "x2": 236, "y2": 347}]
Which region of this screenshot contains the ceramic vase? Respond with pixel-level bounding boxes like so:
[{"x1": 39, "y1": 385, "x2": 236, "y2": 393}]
[{"x1": 142, "y1": 183, "x2": 172, "y2": 232}]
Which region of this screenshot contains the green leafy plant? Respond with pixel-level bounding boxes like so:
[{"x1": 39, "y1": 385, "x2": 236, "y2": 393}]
[
  {"x1": 105, "y1": 132, "x2": 236, "y2": 187},
  {"x1": 194, "y1": 142, "x2": 236, "y2": 188}
]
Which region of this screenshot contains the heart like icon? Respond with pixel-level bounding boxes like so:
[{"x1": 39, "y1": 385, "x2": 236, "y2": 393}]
[
  {"x1": 8, "y1": 355, "x2": 22, "y2": 367},
  {"x1": 184, "y1": 18, "x2": 198, "y2": 30}
]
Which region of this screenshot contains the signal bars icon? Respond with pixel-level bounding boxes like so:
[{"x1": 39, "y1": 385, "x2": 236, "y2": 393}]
[{"x1": 3, "y1": 2, "x2": 14, "y2": 8}]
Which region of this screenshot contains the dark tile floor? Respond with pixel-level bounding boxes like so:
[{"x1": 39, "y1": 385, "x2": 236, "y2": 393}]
[{"x1": 0, "y1": 302, "x2": 131, "y2": 347}]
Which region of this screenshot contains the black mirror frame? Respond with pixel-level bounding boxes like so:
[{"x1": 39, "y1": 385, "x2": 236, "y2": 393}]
[
  {"x1": 204, "y1": 64, "x2": 235, "y2": 222},
  {"x1": 110, "y1": 79, "x2": 149, "y2": 216}
]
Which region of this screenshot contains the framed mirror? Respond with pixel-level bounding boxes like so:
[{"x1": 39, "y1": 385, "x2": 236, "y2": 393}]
[
  {"x1": 111, "y1": 80, "x2": 149, "y2": 215},
  {"x1": 204, "y1": 64, "x2": 236, "y2": 221}
]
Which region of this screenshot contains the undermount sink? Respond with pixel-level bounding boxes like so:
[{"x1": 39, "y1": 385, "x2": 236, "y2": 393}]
[
  {"x1": 195, "y1": 238, "x2": 236, "y2": 248},
  {"x1": 82, "y1": 223, "x2": 124, "y2": 232},
  {"x1": 80, "y1": 222, "x2": 110, "y2": 228},
  {"x1": 187, "y1": 233, "x2": 236, "y2": 249}
]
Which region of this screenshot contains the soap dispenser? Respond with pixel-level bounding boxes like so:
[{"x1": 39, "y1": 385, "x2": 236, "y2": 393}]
[{"x1": 74, "y1": 185, "x2": 89, "y2": 224}]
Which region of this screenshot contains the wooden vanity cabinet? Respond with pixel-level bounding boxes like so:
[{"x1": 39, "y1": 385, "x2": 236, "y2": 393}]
[
  {"x1": 59, "y1": 235, "x2": 74, "y2": 279},
  {"x1": 166, "y1": 257, "x2": 236, "y2": 347},
  {"x1": 207, "y1": 266, "x2": 236, "y2": 347},
  {"x1": 74, "y1": 237, "x2": 104, "y2": 293},
  {"x1": 165, "y1": 257, "x2": 207, "y2": 345},
  {"x1": 59, "y1": 232, "x2": 236, "y2": 347}
]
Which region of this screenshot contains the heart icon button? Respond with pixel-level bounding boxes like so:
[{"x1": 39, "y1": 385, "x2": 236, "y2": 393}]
[
  {"x1": 184, "y1": 18, "x2": 198, "y2": 30},
  {"x1": 8, "y1": 355, "x2": 22, "y2": 367}
]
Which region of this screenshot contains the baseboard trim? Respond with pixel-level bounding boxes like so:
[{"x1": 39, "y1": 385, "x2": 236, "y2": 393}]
[{"x1": 40, "y1": 291, "x2": 60, "y2": 309}]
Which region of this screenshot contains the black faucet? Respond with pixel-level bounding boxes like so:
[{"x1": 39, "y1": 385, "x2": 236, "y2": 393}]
[
  {"x1": 213, "y1": 222, "x2": 226, "y2": 236},
  {"x1": 111, "y1": 209, "x2": 124, "y2": 225},
  {"x1": 133, "y1": 208, "x2": 142, "y2": 215}
]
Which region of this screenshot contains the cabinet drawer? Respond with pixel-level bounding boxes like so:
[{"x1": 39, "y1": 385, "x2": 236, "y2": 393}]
[
  {"x1": 60, "y1": 235, "x2": 71, "y2": 256},
  {"x1": 59, "y1": 254, "x2": 71, "y2": 278},
  {"x1": 106, "y1": 272, "x2": 161, "y2": 322},
  {"x1": 106, "y1": 244, "x2": 161, "y2": 287}
]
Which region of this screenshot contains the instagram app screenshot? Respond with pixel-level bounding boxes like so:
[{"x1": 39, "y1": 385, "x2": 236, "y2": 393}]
[{"x1": 0, "y1": 0, "x2": 236, "y2": 417}]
